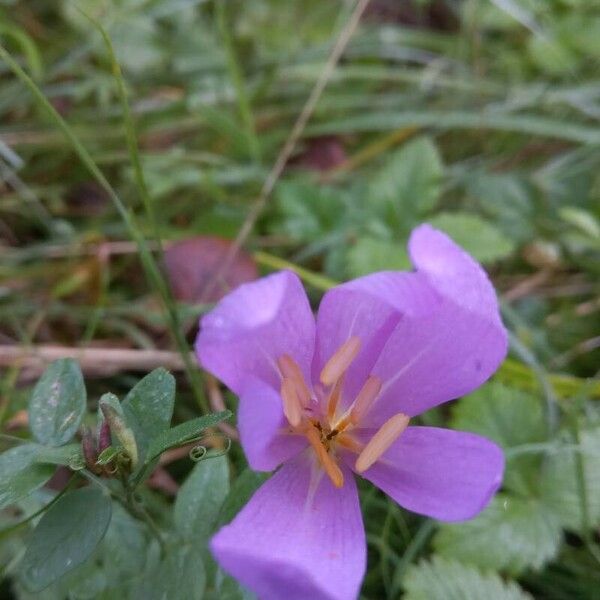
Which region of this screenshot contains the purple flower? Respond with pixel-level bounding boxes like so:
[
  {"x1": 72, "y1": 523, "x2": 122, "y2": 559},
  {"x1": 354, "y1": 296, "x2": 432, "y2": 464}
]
[{"x1": 195, "y1": 225, "x2": 507, "y2": 600}]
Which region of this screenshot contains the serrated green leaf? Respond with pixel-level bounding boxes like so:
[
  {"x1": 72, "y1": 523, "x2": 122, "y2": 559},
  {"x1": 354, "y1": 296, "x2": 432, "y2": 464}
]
[
  {"x1": 217, "y1": 469, "x2": 268, "y2": 528},
  {"x1": 146, "y1": 411, "x2": 232, "y2": 463},
  {"x1": 541, "y1": 427, "x2": 600, "y2": 531},
  {"x1": 175, "y1": 455, "x2": 229, "y2": 541},
  {"x1": 346, "y1": 237, "x2": 411, "y2": 278},
  {"x1": 451, "y1": 383, "x2": 546, "y2": 448},
  {"x1": 451, "y1": 382, "x2": 546, "y2": 494},
  {"x1": 433, "y1": 494, "x2": 562, "y2": 575},
  {"x1": 428, "y1": 212, "x2": 515, "y2": 263},
  {"x1": 20, "y1": 487, "x2": 112, "y2": 592},
  {"x1": 29, "y1": 359, "x2": 86, "y2": 447},
  {"x1": 465, "y1": 172, "x2": 534, "y2": 243},
  {"x1": 274, "y1": 179, "x2": 349, "y2": 242},
  {"x1": 0, "y1": 444, "x2": 55, "y2": 509},
  {"x1": 403, "y1": 556, "x2": 533, "y2": 600},
  {"x1": 367, "y1": 136, "x2": 443, "y2": 229},
  {"x1": 559, "y1": 206, "x2": 600, "y2": 239}
]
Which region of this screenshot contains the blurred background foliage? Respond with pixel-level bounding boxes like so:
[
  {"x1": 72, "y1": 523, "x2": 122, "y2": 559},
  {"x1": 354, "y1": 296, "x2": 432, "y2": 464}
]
[{"x1": 1, "y1": 0, "x2": 600, "y2": 598}]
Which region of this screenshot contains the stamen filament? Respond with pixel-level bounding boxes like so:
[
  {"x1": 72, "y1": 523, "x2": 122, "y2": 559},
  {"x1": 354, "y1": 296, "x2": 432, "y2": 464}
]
[
  {"x1": 277, "y1": 355, "x2": 311, "y2": 407},
  {"x1": 336, "y1": 434, "x2": 363, "y2": 454},
  {"x1": 355, "y1": 413, "x2": 410, "y2": 473},
  {"x1": 350, "y1": 375, "x2": 382, "y2": 425},
  {"x1": 333, "y1": 412, "x2": 352, "y2": 433},
  {"x1": 306, "y1": 427, "x2": 344, "y2": 488},
  {"x1": 320, "y1": 336, "x2": 361, "y2": 386},
  {"x1": 281, "y1": 377, "x2": 303, "y2": 427}
]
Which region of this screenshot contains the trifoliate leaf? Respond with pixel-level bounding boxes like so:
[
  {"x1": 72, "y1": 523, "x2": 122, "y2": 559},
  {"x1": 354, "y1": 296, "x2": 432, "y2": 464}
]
[
  {"x1": 347, "y1": 237, "x2": 411, "y2": 277},
  {"x1": 540, "y1": 427, "x2": 600, "y2": 531},
  {"x1": 403, "y1": 556, "x2": 533, "y2": 600},
  {"x1": 427, "y1": 212, "x2": 515, "y2": 263},
  {"x1": 433, "y1": 494, "x2": 562, "y2": 575},
  {"x1": 451, "y1": 382, "x2": 547, "y2": 495},
  {"x1": 367, "y1": 136, "x2": 443, "y2": 230}
]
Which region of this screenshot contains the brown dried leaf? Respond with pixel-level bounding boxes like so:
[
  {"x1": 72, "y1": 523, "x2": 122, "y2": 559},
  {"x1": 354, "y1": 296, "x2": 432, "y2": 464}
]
[{"x1": 163, "y1": 236, "x2": 258, "y2": 303}]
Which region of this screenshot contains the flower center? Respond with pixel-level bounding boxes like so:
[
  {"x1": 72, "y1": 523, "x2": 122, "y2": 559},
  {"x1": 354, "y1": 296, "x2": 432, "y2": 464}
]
[{"x1": 277, "y1": 337, "x2": 410, "y2": 488}]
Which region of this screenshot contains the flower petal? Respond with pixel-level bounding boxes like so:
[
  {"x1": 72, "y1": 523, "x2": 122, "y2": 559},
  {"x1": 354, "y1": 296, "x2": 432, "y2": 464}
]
[
  {"x1": 355, "y1": 426, "x2": 504, "y2": 521},
  {"x1": 238, "y1": 377, "x2": 307, "y2": 471},
  {"x1": 409, "y1": 224, "x2": 505, "y2": 326},
  {"x1": 367, "y1": 225, "x2": 507, "y2": 421},
  {"x1": 313, "y1": 271, "x2": 436, "y2": 409},
  {"x1": 211, "y1": 454, "x2": 365, "y2": 600},
  {"x1": 196, "y1": 270, "x2": 315, "y2": 394}
]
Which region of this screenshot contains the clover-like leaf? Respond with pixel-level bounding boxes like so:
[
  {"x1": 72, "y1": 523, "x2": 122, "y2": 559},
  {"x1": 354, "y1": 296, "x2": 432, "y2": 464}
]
[{"x1": 29, "y1": 359, "x2": 86, "y2": 447}]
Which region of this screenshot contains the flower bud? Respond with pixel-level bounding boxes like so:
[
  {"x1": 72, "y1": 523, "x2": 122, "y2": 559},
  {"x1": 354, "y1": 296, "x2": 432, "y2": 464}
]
[
  {"x1": 100, "y1": 403, "x2": 139, "y2": 468},
  {"x1": 81, "y1": 427, "x2": 99, "y2": 472}
]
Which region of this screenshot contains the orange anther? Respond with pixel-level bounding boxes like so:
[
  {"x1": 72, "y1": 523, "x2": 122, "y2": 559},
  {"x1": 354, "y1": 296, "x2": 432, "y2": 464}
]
[
  {"x1": 278, "y1": 355, "x2": 311, "y2": 407},
  {"x1": 281, "y1": 377, "x2": 303, "y2": 427},
  {"x1": 320, "y1": 337, "x2": 361, "y2": 387},
  {"x1": 355, "y1": 413, "x2": 410, "y2": 473}
]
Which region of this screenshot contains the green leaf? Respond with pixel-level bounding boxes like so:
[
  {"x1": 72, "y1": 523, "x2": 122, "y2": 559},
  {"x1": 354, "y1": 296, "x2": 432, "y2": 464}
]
[
  {"x1": 274, "y1": 179, "x2": 349, "y2": 242},
  {"x1": 122, "y1": 368, "x2": 175, "y2": 458},
  {"x1": 0, "y1": 444, "x2": 54, "y2": 509},
  {"x1": 346, "y1": 237, "x2": 411, "y2": 278},
  {"x1": 146, "y1": 411, "x2": 232, "y2": 463},
  {"x1": 101, "y1": 503, "x2": 147, "y2": 581},
  {"x1": 367, "y1": 136, "x2": 443, "y2": 229},
  {"x1": 213, "y1": 568, "x2": 255, "y2": 600},
  {"x1": 451, "y1": 382, "x2": 546, "y2": 494},
  {"x1": 433, "y1": 494, "x2": 562, "y2": 575},
  {"x1": 528, "y1": 33, "x2": 578, "y2": 76},
  {"x1": 541, "y1": 427, "x2": 600, "y2": 531},
  {"x1": 451, "y1": 383, "x2": 546, "y2": 448},
  {"x1": 20, "y1": 487, "x2": 112, "y2": 592},
  {"x1": 403, "y1": 556, "x2": 533, "y2": 600},
  {"x1": 34, "y1": 443, "x2": 84, "y2": 469},
  {"x1": 217, "y1": 468, "x2": 268, "y2": 528},
  {"x1": 465, "y1": 172, "x2": 534, "y2": 243},
  {"x1": 29, "y1": 358, "x2": 86, "y2": 447},
  {"x1": 135, "y1": 545, "x2": 206, "y2": 600},
  {"x1": 427, "y1": 212, "x2": 515, "y2": 263},
  {"x1": 559, "y1": 206, "x2": 600, "y2": 239},
  {"x1": 175, "y1": 455, "x2": 229, "y2": 542},
  {"x1": 96, "y1": 446, "x2": 119, "y2": 466}
]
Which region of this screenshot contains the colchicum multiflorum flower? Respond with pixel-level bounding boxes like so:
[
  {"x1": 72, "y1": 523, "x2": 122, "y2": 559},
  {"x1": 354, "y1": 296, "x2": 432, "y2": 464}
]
[{"x1": 196, "y1": 225, "x2": 508, "y2": 600}]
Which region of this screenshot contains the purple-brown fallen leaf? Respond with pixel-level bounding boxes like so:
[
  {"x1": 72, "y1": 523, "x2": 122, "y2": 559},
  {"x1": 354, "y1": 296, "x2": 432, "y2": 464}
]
[
  {"x1": 293, "y1": 136, "x2": 347, "y2": 172},
  {"x1": 163, "y1": 236, "x2": 258, "y2": 304}
]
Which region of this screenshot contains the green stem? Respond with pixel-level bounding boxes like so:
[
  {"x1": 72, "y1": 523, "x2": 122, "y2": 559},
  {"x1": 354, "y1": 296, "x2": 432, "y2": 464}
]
[
  {"x1": 0, "y1": 44, "x2": 208, "y2": 413},
  {"x1": 391, "y1": 519, "x2": 436, "y2": 595},
  {"x1": 216, "y1": 1, "x2": 261, "y2": 163}
]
